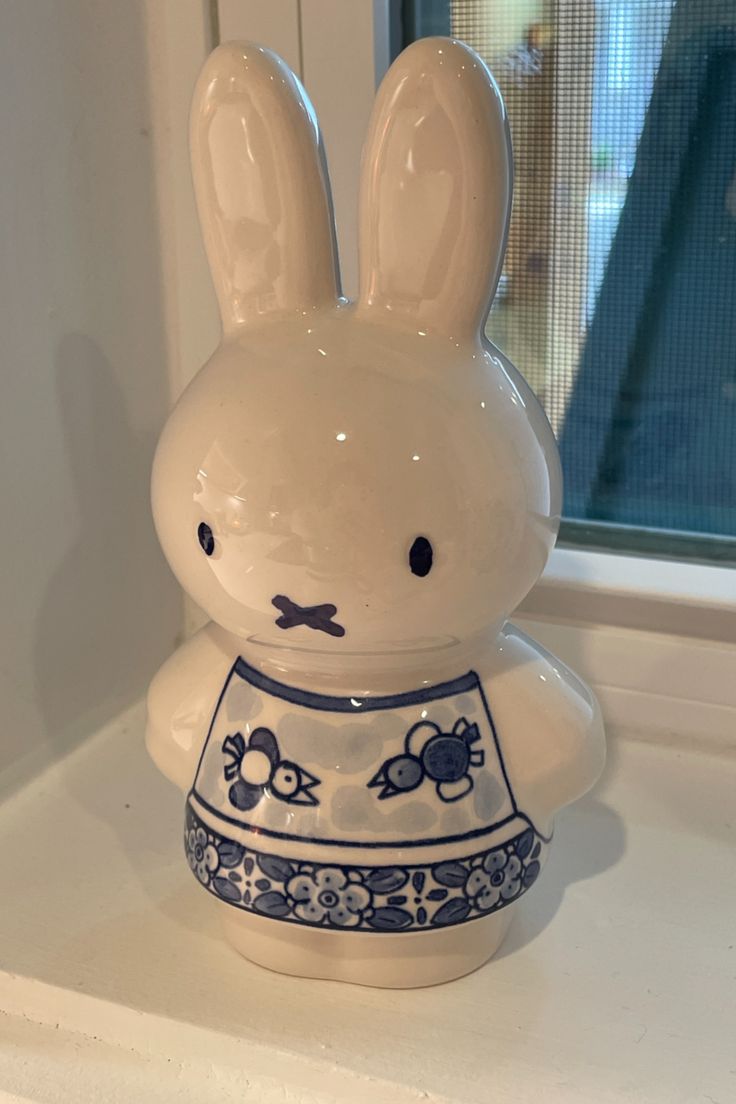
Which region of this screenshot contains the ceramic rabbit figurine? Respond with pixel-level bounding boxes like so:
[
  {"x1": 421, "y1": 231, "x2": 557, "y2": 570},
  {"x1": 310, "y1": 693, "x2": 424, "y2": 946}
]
[{"x1": 147, "y1": 36, "x2": 605, "y2": 987}]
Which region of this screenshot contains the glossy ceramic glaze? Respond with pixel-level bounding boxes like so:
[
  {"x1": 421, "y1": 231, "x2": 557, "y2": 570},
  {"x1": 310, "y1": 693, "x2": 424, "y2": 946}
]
[{"x1": 147, "y1": 37, "x2": 605, "y2": 987}]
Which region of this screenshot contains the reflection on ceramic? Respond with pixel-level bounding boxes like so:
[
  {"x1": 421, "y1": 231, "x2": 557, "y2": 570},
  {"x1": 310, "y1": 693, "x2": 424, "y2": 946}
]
[{"x1": 147, "y1": 36, "x2": 605, "y2": 988}]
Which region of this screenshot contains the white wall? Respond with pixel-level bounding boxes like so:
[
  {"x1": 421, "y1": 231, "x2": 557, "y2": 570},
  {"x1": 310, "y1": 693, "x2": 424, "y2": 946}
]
[{"x1": 0, "y1": 0, "x2": 216, "y2": 793}]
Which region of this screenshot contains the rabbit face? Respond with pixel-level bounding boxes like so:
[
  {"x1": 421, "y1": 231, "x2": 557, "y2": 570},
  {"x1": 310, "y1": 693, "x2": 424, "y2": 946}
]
[
  {"x1": 152, "y1": 310, "x2": 559, "y2": 652},
  {"x1": 153, "y1": 39, "x2": 562, "y2": 654}
]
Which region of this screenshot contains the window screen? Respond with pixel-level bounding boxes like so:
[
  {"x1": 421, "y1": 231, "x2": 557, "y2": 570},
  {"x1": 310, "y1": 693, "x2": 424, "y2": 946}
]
[{"x1": 399, "y1": 0, "x2": 736, "y2": 561}]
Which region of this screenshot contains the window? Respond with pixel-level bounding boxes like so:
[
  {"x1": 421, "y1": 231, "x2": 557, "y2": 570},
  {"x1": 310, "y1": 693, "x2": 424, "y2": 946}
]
[{"x1": 400, "y1": 0, "x2": 736, "y2": 563}]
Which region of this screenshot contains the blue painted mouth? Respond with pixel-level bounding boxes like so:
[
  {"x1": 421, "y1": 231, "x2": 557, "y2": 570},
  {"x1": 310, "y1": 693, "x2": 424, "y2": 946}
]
[{"x1": 272, "y1": 594, "x2": 346, "y2": 638}]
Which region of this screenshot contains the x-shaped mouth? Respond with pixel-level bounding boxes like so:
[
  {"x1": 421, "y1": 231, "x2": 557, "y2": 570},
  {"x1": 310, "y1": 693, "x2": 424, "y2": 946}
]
[{"x1": 272, "y1": 594, "x2": 346, "y2": 638}]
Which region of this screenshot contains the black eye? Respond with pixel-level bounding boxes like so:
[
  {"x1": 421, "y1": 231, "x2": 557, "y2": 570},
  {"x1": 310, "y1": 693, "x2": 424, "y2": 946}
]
[
  {"x1": 197, "y1": 522, "x2": 215, "y2": 556},
  {"x1": 409, "y1": 536, "x2": 433, "y2": 577}
]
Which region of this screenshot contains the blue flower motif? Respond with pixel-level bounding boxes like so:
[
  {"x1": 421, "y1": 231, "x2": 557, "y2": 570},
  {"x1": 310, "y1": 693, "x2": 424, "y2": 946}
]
[
  {"x1": 465, "y1": 850, "x2": 522, "y2": 911},
  {"x1": 184, "y1": 804, "x2": 547, "y2": 931},
  {"x1": 286, "y1": 867, "x2": 372, "y2": 927},
  {"x1": 187, "y1": 826, "x2": 219, "y2": 885}
]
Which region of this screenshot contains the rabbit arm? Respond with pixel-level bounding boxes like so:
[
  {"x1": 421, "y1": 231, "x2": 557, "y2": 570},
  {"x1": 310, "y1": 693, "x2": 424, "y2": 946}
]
[
  {"x1": 482, "y1": 624, "x2": 606, "y2": 830},
  {"x1": 145, "y1": 624, "x2": 233, "y2": 793}
]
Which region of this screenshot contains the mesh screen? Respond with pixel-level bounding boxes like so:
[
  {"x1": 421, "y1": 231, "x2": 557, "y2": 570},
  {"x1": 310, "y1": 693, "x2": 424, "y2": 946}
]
[{"x1": 406, "y1": 0, "x2": 736, "y2": 546}]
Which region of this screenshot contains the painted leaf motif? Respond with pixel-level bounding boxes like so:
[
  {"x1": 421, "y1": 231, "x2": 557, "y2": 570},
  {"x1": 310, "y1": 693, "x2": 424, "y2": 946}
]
[
  {"x1": 212, "y1": 877, "x2": 241, "y2": 903},
  {"x1": 253, "y1": 891, "x2": 291, "y2": 918},
  {"x1": 257, "y1": 854, "x2": 295, "y2": 883},
  {"x1": 223, "y1": 732, "x2": 246, "y2": 758},
  {"x1": 432, "y1": 898, "x2": 471, "y2": 926},
  {"x1": 364, "y1": 868, "x2": 408, "y2": 894},
  {"x1": 523, "y1": 861, "x2": 541, "y2": 889},
  {"x1": 531, "y1": 842, "x2": 541, "y2": 860},
  {"x1": 515, "y1": 830, "x2": 535, "y2": 859},
  {"x1": 228, "y1": 779, "x2": 264, "y2": 811},
  {"x1": 366, "y1": 907, "x2": 414, "y2": 930},
  {"x1": 432, "y1": 861, "x2": 467, "y2": 888},
  {"x1": 249, "y1": 727, "x2": 280, "y2": 765},
  {"x1": 218, "y1": 841, "x2": 246, "y2": 868}
]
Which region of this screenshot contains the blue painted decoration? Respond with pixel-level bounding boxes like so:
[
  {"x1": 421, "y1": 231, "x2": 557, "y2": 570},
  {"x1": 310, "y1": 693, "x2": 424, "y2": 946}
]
[
  {"x1": 222, "y1": 726, "x2": 321, "y2": 811},
  {"x1": 272, "y1": 594, "x2": 345, "y2": 637},
  {"x1": 185, "y1": 804, "x2": 546, "y2": 933},
  {"x1": 368, "y1": 716, "x2": 485, "y2": 803},
  {"x1": 197, "y1": 521, "x2": 215, "y2": 556}
]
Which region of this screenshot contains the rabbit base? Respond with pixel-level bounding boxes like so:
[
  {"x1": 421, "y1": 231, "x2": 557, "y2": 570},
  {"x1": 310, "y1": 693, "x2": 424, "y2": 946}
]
[{"x1": 217, "y1": 901, "x2": 515, "y2": 988}]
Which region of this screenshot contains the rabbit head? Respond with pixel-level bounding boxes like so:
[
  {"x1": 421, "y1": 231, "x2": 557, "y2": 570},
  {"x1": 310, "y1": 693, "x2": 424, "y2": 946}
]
[{"x1": 152, "y1": 38, "x2": 561, "y2": 656}]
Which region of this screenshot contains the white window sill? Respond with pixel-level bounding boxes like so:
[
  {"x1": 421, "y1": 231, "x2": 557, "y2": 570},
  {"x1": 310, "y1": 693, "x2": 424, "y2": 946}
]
[
  {"x1": 1, "y1": 703, "x2": 733, "y2": 1103},
  {"x1": 515, "y1": 548, "x2": 736, "y2": 751},
  {"x1": 521, "y1": 547, "x2": 736, "y2": 641}
]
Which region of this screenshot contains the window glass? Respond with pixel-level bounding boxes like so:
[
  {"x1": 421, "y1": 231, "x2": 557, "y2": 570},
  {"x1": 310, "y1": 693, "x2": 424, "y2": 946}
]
[{"x1": 400, "y1": 0, "x2": 736, "y2": 561}]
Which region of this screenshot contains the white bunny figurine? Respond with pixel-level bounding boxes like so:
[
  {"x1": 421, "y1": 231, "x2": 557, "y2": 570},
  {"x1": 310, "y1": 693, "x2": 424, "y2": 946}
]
[{"x1": 147, "y1": 37, "x2": 605, "y2": 987}]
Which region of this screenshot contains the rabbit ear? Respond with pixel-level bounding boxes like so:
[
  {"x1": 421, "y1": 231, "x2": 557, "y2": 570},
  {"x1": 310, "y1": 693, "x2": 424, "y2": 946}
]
[
  {"x1": 357, "y1": 38, "x2": 511, "y2": 339},
  {"x1": 190, "y1": 43, "x2": 339, "y2": 332}
]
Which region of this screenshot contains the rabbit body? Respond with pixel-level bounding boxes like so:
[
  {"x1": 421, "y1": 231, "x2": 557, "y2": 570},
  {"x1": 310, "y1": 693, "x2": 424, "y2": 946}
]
[{"x1": 147, "y1": 37, "x2": 604, "y2": 986}]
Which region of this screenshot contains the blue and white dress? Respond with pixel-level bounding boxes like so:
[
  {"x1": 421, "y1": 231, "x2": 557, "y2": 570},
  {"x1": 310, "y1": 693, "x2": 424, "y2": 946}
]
[{"x1": 185, "y1": 657, "x2": 547, "y2": 932}]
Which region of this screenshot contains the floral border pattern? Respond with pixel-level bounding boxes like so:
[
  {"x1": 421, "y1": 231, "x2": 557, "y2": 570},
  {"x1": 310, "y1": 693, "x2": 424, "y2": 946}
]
[{"x1": 185, "y1": 805, "x2": 548, "y2": 933}]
